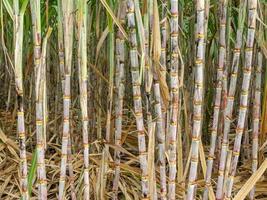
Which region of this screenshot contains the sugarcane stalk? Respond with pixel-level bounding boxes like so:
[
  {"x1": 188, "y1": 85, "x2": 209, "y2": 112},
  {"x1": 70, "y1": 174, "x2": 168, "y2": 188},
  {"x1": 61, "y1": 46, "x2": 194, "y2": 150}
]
[
  {"x1": 203, "y1": 1, "x2": 227, "y2": 199},
  {"x1": 77, "y1": 0, "x2": 90, "y2": 198},
  {"x1": 186, "y1": 0, "x2": 205, "y2": 199},
  {"x1": 67, "y1": 138, "x2": 76, "y2": 200},
  {"x1": 126, "y1": 0, "x2": 149, "y2": 198},
  {"x1": 30, "y1": 0, "x2": 48, "y2": 198},
  {"x1": 112, "y1": 1, "x2": 126, "y2": 199},
  {"x1": 57, "y1": 0, "x2": 65, "y2": 90},
  {"x1": 58, "y1": 1, "x2": 74, "y2": 199},
  {"x1": 249, "y1": 50, "x2": 262, "y2": 199},
  {"x1": 224, "y1": 0, "x2": 257, "y2": 198},
  {"x1": 57, "y1": 1, "x2": 76, "y2": 198},
  {"x1": 153, "y1": 79, "x2": 167, "y2": 199},
  {"x1": 14, "y1": 0, "x2": 28, "y2": 199},
  {"x1": 168, "y1": 1, "x2": 179, "y2": 199},
  {"x1": 223, "y1": 150, "x2": 232, "y2": 194}
]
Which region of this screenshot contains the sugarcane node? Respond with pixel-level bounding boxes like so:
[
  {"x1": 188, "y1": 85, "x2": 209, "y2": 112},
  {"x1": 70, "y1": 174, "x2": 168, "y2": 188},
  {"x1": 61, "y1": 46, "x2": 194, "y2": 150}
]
[
  {"x1": 196, "y1": 33, "x2": 205, "y2": 39},
  {"x1": 214, "y1": 105, "x2": 220, "y2": 109},
  {"x1": 219, "y1": 45, "x2": 226, "y2": 49},
  {"x1": 221, "y1": 142, "x2": 228, "y2": 147},
  {"x1": 193, "y1": 100, "x2": 202, "y2": 105},
  {"x1": 135, "y1": 112, "x2": 142, "y2": 117},
  {"x1": 132, "y1": 83, "x2": 141, "y2": 87},
  {"x1": 36, "y1": 161, "x2": 46, "y2": 168},
  {"x1": 211, "y1": 131, "x2": 217, "y2": 135},
  {"x1": 227, "y1": 96, "x2": 235, "y2": 100},
  {"x1": 245, "y1": 47, "x2": 253, "y2": 52},
  {"x1": 169, "y1": 140, "x2": 177, "y2": 145},
  {"x1": 141, "y1": 198, "x2": 150, "y2": 200},
  {"x1": 59, "y1": 177, "x2": 66, "y2": 182},
  {"x1": 207, "y1": 155, "x2": 215, "y2": 160},
  {"x1": 60, "y1": 153, "x2": 68, "y2": 159},
  {"x1": 218, "y1": 169, "x2": 224, "y2": 176},
  {"x1": 253, "y1": 117, "x2": 260, "y2": 121},
  {"x1": 20, "y1": 157, "x2": 27, "y2": 162},
  {"x1": 36, "y1": 120, "x2": 43, "y2": 125},
  {"x1": 127, "y1": 8, "x2": 134, "y2": 14},
  {"x1": 19, "y1": 133, "x2": 26, "y2": 139},
  {"x1": 63, "y1": 95, "x2": 71, "y2": 99},
  {"x1": 233, "y1": 48, "x2": 241, "y2": 52},
  {"x1": 193, "y1": 115, "x2": 202, "y2": 121},
  {"x1": 63, "y1": 118, "x2": 70, "y2": 123},
  {"x1": 35, "y1": 58, "x2": 41, "y2": 65},
  {"x1": 171, "y1": 32, "x2": 179, "y2": 37},
  {"x1": 236, "y1": 127, "x2": 244, "y2": 133},
  {"x1": 239, "y1": 105, "x2": 248, "y2": 110},
  {"x1": 191, "y1": 157, "x2": 199, "y2": 162},
  {"x1": 233, "y1": 151, "x2": 240, "y2": 156}
]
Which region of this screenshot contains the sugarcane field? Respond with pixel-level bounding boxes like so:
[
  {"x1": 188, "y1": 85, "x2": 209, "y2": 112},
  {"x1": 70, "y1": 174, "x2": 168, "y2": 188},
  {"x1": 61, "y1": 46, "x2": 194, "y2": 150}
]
[{"x1": 1, "y1": 0, "x2": 267, "y2": 199}]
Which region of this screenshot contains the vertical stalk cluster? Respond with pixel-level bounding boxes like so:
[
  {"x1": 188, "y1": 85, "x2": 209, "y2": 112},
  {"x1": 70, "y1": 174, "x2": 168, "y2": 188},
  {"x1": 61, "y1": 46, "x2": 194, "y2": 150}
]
[
  {"x1": 215, "y1": 1, "x2": 246, "y2": 197},
  {"x1": 112, "y1": 1, "x2": 126, "y2": 198},
  {"x1": 126, "y1": 0, "x2": 149, "y2": 198},
  {"x1": 168, "y1": 1, "x2": 179, "y2": 199},
  {"x1": 1, "y1": 0, "x2": 266, "y2": 199},
  {"x1": 225, "y1": 0, "x2": 257, "y2": 198},
  {"x1": 203, "y1": 1, "x2": 227, "y2": 199},
  {"x1": 186, "y1": 0, "x2": 205, "y2": 199},
  {"x1": 58, "y1": 1, "x2": 74, "y2": 199}
]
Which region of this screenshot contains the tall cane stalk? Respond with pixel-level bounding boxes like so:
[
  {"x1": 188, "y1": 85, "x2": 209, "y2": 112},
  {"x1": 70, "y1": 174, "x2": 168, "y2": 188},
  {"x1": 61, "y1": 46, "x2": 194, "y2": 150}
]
[
  {"x1": 77, "y1": 0, "x2": 90, "y2": 199},
  {"x1": 126, "y1": 0, "x2": 149, "y2": 198},
  {"x1": 58, "y1": 1, "x2": 74, "y2": 199},
  {"x1": 30, "y1": 0, "x2": 48, "y2": 198},
  {"x1": 186, "y1": 0, "x2": 205, "y2": 199},
  {"x1": 112, "y1": 1, "x2": 126, "y2": 199},
  {"x1": 249, "y1": 50, "x2": 262, "y2": 200},
  {"x1": 168, "y1": 1, "x2": 179, "y2": 199},
  {"x1": 14, "y1": 0, "x2": 29, "y2": 199}
]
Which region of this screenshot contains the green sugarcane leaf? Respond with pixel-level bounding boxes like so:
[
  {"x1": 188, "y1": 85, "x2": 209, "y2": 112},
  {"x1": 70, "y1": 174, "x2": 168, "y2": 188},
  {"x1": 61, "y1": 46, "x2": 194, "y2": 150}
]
[
  {"x1": 20, "y1": 0, "x2": 29, "y2": 16},
  {"x1": 107, "y1": 0, "x2": 113, "y2": 32},
  {"x1": 3, "y1": 0, "x2": 14, "y2": 20},
  {"x1": 27, "y1": 149, "x2": 37, "y2": 198}
]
